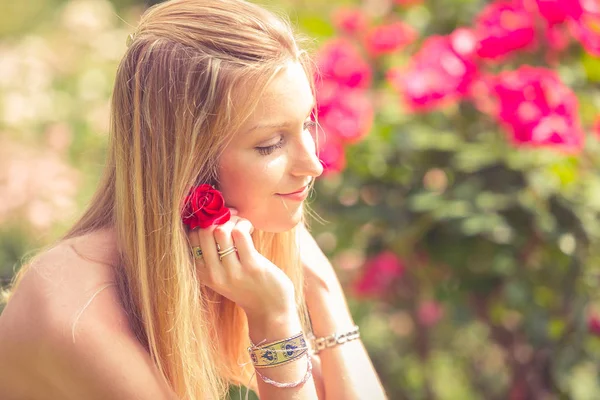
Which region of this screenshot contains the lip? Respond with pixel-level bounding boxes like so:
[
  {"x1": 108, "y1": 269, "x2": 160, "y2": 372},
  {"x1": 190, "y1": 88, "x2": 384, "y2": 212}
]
[{"x1": 277, "y1": 185, "x2": 309, "y2": 201}]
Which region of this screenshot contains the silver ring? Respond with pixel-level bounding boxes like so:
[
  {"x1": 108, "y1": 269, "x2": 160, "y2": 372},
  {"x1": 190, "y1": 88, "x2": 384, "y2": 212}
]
[
  {"x1": 218, "y1": 246, "x2": 237, "y2": 261},
  {"x1": 217, "y1": 245, "x2": 236, "y2": 256}
]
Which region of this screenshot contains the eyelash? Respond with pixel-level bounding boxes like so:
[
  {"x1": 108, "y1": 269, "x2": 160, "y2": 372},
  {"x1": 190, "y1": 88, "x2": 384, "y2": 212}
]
[{"x1": 255, "y1": 120, "x2": 317, "y2": 156}]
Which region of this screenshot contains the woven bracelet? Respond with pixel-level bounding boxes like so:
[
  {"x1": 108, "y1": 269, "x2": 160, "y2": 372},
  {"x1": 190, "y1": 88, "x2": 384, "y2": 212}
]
[{"x1": 248, "y1": 332, "x2": 308, "y2": 369}]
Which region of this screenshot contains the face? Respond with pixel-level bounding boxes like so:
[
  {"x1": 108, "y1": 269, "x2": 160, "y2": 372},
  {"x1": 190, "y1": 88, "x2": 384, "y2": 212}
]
[{"x1": 217, "y1": 60, "x2": 323, "y2": 232}]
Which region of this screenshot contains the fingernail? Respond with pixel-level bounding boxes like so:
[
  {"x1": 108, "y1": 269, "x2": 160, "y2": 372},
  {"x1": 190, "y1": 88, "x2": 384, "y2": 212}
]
[{"x1": 229, "y1": 208, "x2": 238, "y2": 216}]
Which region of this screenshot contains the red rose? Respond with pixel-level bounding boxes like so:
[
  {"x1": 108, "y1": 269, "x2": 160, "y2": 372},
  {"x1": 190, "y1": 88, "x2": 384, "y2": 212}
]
[{"x1": 182, "y1": 184, "x2": 231, "y2": 230}]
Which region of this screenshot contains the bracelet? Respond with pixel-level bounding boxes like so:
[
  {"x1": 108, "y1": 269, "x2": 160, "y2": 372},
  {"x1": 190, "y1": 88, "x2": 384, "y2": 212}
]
[
  {"x1": 248, "y1": 332, "x2": 308, "y2": 369},
  {"x1": 308, "y1": 325, "x2": 360, "y2": 354},
  {"x1": 254, "y1": 352, "x2": 313, "y2": 388}
]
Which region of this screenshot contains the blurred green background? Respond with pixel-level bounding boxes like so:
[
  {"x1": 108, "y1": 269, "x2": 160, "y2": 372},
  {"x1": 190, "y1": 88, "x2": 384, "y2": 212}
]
[{"x1": 2, "y1": 0, "x2": 600, "y2": 399}]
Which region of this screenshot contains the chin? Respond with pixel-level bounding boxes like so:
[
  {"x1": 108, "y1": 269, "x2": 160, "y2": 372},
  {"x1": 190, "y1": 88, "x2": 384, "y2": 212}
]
[{"x1": 252, "y1": 208, "x2": 304, "y2": 233}]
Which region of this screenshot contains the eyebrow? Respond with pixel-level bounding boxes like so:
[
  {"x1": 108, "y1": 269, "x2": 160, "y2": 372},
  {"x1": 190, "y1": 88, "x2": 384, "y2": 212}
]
[{"x1": 248, "y1": 101, "x2": 316, "y2": 132}]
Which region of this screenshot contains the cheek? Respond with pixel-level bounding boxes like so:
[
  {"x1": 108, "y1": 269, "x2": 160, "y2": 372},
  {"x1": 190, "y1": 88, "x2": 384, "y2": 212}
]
[{"x1": 218, "y1": 155, "x2": 283, "y2": 206}]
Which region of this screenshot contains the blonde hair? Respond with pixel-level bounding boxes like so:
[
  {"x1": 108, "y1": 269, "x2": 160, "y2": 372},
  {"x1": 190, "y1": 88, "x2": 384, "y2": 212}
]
[{"x1": 2, "y1": 0, "x2": 318, "y2": 398}]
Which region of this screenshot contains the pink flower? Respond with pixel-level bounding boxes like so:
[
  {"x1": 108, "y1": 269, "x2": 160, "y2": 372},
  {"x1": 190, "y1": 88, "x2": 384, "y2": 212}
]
[
  {"x1": 387, "y1": 28, "x2": 479, "y2": 112},
  {"x1": 364, "y1": 21, "x2": 417, "y2": 57},
  {"x1": 316, "y1": 38, "x2": 372, "y2": 90},
  {"x1": 569, "y1": 7, "x2": 600, "y2": 56},
  {"x1": 476, "y1": 66, "x2": 584, "y2": 151},
  {"x1": 316, "y1": 81, "x2": 374, "y2": 143},
  {"x1": 593, "y1": 115, "x2": 600, "y2": 137},
  {"x1": 518, "y1": 0, "x2": 575, "y2": 54},
  {"x1": 316, "y1": 134, "x2": 346, "y2": 175},
  {"x1": 543, "y1": 23, "x2": 572, "y2": 54},
  {"x1": 474, "y1": 1, "x2": 537, "y2": 60},
  {"x1": 394, "y1": 0, "x2": 424, "y2": 6},
  {"x1": 354, "y1": 251, "x2": 405, "y2": 297},
  {"x1": 417, "y1": 300, "x2": 444, "y2": 327},
  {"x1": 531, "y1": 0, "x2": 600, "y2": 56},
  {"x1": 332, "y1": 7, "x2": 369, "y2": 36},
  {"x1": 534, "y1": 0, "x2": 583, "y2": 25},
  {"x1": 588, "y1": 313, "x2": 600, "y2": 336}
]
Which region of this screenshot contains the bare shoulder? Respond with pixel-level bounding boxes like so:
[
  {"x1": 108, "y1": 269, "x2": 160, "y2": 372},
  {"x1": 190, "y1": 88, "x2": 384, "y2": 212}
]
[{"x1": 0, "y1": 240, "x2": 177, "y2": 400}]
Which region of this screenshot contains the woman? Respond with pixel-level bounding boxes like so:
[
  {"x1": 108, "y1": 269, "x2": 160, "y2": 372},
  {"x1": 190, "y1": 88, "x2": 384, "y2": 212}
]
[{"x1": 0, "y1": 0, "x2": 387, "y2": 399}]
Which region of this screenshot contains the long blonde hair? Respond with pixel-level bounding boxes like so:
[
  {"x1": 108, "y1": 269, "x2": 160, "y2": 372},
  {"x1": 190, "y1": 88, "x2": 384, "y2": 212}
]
[{"x1": 2, "y1": 0, "x2": 317, "y2": 398}]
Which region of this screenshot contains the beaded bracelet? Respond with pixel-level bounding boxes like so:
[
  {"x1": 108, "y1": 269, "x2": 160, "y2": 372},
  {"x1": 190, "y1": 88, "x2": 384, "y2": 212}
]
[{"x1": 253, "y1": 352, "x2": 313, "y2": 389}]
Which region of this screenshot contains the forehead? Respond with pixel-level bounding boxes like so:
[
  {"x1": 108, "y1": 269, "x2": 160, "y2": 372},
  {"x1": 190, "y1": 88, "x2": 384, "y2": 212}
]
[{"x1": 245, "y1": 61, "x2": 315, "y2": 124}]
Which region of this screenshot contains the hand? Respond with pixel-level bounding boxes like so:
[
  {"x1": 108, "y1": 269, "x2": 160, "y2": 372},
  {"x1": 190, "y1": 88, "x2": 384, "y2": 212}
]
[{"x1": 188, "y1": 208, "x2": 296, "y2": 321}]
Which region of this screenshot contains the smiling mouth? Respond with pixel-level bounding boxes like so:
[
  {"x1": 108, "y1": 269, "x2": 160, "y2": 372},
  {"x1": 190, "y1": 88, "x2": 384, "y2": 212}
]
[{"x1": 279, "y1": 186, "x2": 308, "y2": 196}]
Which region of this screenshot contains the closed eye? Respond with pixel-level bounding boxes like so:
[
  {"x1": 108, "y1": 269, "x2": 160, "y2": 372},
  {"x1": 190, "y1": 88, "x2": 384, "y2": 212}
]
[
  {"x1": 255, "y1": 120, "x2": 317, "y2": 156},
  {"x1": 256, "y1": 137, "x2": 284, "y2": 156}
]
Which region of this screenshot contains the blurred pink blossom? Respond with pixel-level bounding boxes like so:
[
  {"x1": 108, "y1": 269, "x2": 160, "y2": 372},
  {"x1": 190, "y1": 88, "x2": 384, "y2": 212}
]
[
  {"x1": 569, "y1": 7, "x2": 600, "y2": 55},
  {"x1": 417, "y1": 300, "x2": 444, "y2": 327},
  {"x1": 593, "y1": 115, "x2": 600, "y2": 137},
  {"x1": 0, "y1": 138, "x2": 79, "y2": 229},
  {"x1": 332, "y1": 7, "x2": 369, "y2": 36},
  {"x1": 364, "y1": 21, "x2": 417, "y2": 57},
  {"x1": 394, "y1": 0, "x2": 424, "y2": 6},
  {"x1": 353, "y1": 251, "x2": 405, "y2": 297},
  {"x1": 474, "y1": 1, "x2": 537, "y2": 60},
  {"x1": 529, "y1": 0, "x2": 575, "y2": 54},
  {"x1": 588, "y1": 313, "x2": 600, "y2": 336},
  {"x1": 475, "y1": 66, "x2": 584, "y2": 151},
  {"x1": 543, "y1": 23, "x2": 572, "y2": 54},
  {"x1": 316, "y1": 82, "x2": 374, "y2": 143},
  {"x1": 534, "y1": 0, "x2": 583, "y2": 25},
  {"x1": 314, "y1": 39, "x2": 374, "y2": 176},
  {"x1": 317, "y1": 134, "x2": 347, "y2": 176},
  {"x1": 387, "y1": 28, "x2": 478, "y2": 112},
  {"x1": 315, "y1": 38, "x2": 372, "y2": 90},
  {"x1": 531, "y1": 0, "x2": 600, "y2": 55}
]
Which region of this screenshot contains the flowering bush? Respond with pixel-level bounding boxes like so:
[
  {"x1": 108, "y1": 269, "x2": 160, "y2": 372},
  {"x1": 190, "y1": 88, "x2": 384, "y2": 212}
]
[
  {"x1": 311, "y1": 0, "x2": 600, "y2": 397},
  {"x1": 3, "y1": 0, "x2": 600, "y2": 398}
]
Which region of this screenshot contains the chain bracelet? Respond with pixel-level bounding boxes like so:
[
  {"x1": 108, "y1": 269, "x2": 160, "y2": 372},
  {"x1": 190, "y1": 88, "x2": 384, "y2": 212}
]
[{"x1": 308, "y1": 325, "x2": 360, "y2": 354}]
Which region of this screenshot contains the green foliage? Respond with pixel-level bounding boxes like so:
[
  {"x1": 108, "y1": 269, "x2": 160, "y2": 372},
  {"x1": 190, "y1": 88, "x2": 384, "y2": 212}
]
[
  {"x1": 2, "y1": 0, "x2": 600, "y2": 398},
  {"x1": 308, "y1": 1, "x2": 600, "y2": 398}
]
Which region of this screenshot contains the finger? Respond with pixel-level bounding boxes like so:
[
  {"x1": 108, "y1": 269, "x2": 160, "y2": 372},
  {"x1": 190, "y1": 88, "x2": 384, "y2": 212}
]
[
  {"x1": 187, "y1": 228, "x2": 204, "y2": 264},
  {"x1": 213, "y1": 221, "x2": 239, "y2": 265},
  {"x1": 230, "y1": 219, "x2": 256, "y2": 262},
  {"x1": 197, "y1": 225, "x2": 221, "y2": 276}
]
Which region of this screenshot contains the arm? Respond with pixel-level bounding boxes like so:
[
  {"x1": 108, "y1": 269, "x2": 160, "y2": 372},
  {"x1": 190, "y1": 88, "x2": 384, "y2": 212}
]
[
  {"x1": 190, "y1": 214, "x2": 320, "y2": 400},
  {"x1": 299, "y1": 225, "x2": 388, "y2": 400},
  {"x1": 246, "y1": 310, "x2": 319, "y2": 400}
]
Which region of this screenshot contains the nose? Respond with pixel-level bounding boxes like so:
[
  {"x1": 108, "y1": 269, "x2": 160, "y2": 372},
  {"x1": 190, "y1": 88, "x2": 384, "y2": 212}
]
[{"x1": 290, "y1": 128, "x2": 323, "y2": 179}]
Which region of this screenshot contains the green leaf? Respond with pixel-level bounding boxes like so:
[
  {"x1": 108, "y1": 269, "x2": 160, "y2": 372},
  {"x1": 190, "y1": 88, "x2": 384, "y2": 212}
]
[{"x1": 582, "y1": 52, "x2": 600, "y2": 83}]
